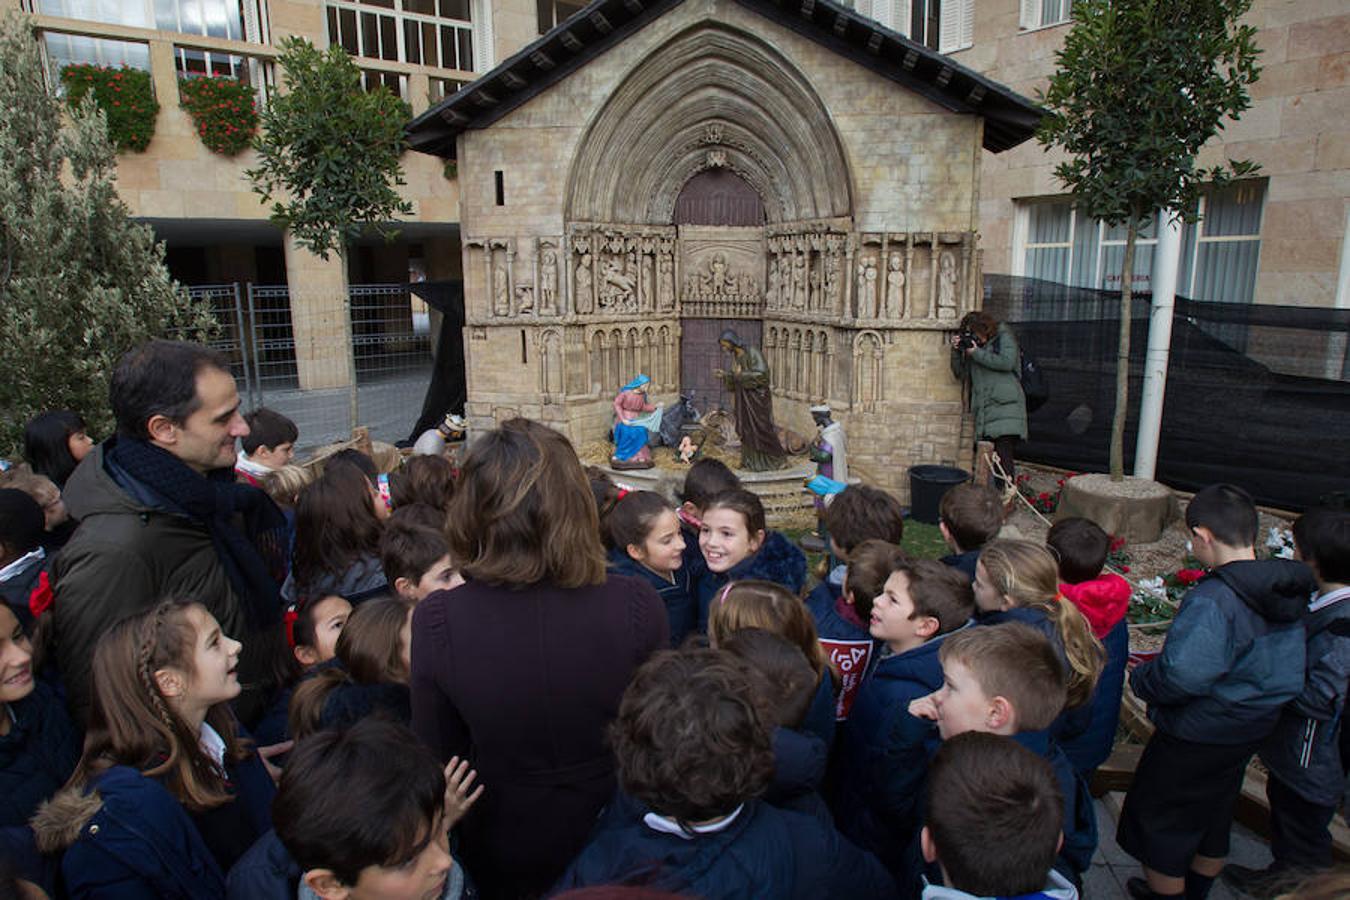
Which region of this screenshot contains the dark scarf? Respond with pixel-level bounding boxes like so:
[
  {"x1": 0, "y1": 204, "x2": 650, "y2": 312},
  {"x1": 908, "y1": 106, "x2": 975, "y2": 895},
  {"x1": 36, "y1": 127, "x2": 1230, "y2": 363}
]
[{"x1": 105, "y1": 436, "x2": 287, "y2": 629}]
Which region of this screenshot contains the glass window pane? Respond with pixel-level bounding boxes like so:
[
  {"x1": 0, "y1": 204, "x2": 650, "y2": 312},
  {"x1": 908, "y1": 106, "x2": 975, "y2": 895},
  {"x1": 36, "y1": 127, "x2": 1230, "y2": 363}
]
[
  {"x1": 380, "y1": 14, "x2": 398, "y2": 60},
  {"x1": 178, "y1": 0, "x2": 203, "y2": 34},
  {"x1": 327, "y1": 6, "x2": 340, "y2": 45},
  {"x1": 1103, "y1": 211, "x2": 1158, "y2": 242},
  {"x1": 361, "y1": 11, "x2": 380, "y2": 57},
  {"x1": 1193, "y1": 241, "x2": 1261, "y2": 304},
  {"x1": 1026, "y1": 248, "x2": 1070, "y2": 284},
  {"x1": 537, "y1": 0, "x2": 553, "y2": 32},
  {"x1": 1201, "y1": 181, "x2": 1265, "y2": 237},
  {"x1": 155, "y1": 0, "x2": 179, "y2": 31},
  {"x1": 338, "y1": 8, "x2": 359, "y2": 54},
  {"x1": 1070, "y1": 215, "x2": 1097, "y2": 287},
  {"x1": 361, "y1": 0, "x2": 395, "y2": 8},
  {"x1": 1028, "y1": 202, "x2": 1071, "y2": 244},
  {"x1": 423, "y1": 22, "x2": 438, "y2": 62},
  {"x1": 1178, "y1": 220, "x2": 1198, "y2": 297},
  {"x1": 404, "y1": 19, "x2": 421, "y2": 63},
  {"x1": 440, "y1": 0, "x2": 471, "y2": 21},
  {"x1": 405, "y1": 0, "x2": 437, "y2": 13},
  {"x1": 46, "y1": 33, "x2": 151, "y2": 71},
  {"x1": 440, "y1": 24, "x2": 457, "y2": 68},
  {"x1": 1100, "y1": 242, "x2": 1155, "y2": 292},
  {"x1": 457, "y1": 27, "x2": 473, "y2": 71}
]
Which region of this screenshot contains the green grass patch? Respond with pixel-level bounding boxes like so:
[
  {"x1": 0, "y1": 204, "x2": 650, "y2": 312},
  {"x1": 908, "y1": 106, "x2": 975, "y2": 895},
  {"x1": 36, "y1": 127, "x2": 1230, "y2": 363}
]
[{"x1": 900, "y1": 520, "x2": 949, "y2": 560}]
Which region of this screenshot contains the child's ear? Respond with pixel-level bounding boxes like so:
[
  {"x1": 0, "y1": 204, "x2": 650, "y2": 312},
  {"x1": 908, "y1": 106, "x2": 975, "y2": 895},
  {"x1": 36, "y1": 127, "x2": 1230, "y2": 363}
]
[
  {"x1": 842, "y1": 586, "x2": 855, "y2": 607},
  {"x1": 938, "y1": 520, "x2": 958, "y2": 550},
  {"x1": 625, "y1": 543, "x2": 645, "y2": 562},
  {"x1": 915, "y1": 615, "x2": 940, "y2": 639},
  {"x1": 153, "y1": 667, "x2": 185, "y2": 700},
  {"x1": 294, "y1": 645, "x2": 319, "y2": 668},
  {"x1": 988, "y1": 695, "x2": 1015, "y2": 732},
  {"x1": 748, "y1": 529, "x2": 765, "y2": 553},
  {"x1": 920, "y1": 826, "x2": 938, "y2": 865},
  {"x1": 303, "y1": 870, "x2": 351, "y2": 900},
  {"x1": 679, "y1": 500, "x2": 700, "y2": 519},
  {"x1": 393, "y1": 576, "x2": 417, "y2": 600}
]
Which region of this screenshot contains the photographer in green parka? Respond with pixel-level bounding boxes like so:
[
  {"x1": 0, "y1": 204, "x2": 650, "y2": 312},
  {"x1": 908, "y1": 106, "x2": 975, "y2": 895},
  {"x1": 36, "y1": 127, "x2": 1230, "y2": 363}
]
[{"x1": 950, "y1": 310, "x2": 1027, "y2": 489}]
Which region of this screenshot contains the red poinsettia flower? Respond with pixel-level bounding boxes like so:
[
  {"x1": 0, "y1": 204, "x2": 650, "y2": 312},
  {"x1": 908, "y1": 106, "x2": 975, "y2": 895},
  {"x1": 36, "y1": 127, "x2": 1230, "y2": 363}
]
[{"x1": 1175, "y1": 568, "x2": 1206, "y2": 585}]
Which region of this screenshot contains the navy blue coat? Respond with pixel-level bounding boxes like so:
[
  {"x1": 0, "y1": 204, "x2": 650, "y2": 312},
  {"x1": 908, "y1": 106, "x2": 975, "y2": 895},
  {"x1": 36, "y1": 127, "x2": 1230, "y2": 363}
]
[
  {"x1": 0, "y1": 681, "x2": 81, "y2": 828},
  {"x1": 552, "y1": 793, "x2": 896, "y2": 899},
  {"x1": 805, "y1": 580, "x2": 882, "y2": 722},
  {"x1": 608, "y1": 548, "x2": 698, "y2": 647},
  {"x1": 766, "y1": 726, "x2": 832, "y2": 825},
  {"x1": 225, "y1": 830, "x2": 300, "y2": 900},
  {"x1": 695, "y1": 530, "x2": 806, "y2": 632},
  {"x1": 940, "y1": 549, "x2": 980, "y2": 583},
  {"x1": 1132, "y1": 559, "x2": 1315, "y2": 745},
  {"x1": 188, "y1": 743, "x2": 277, "y2": 875},
  {"x1": 1060, "y1": 618, "x2": 1128, "y2": 775},
  {"x1": 1013, "y1": 731, "x2": 1098, "y2": 879},
  {"x1": 32, "y1": 765, "x2": 227, "y2": 899},
  {"x1": 833, "y1": 632, "x2": 951, "y2": 887}
]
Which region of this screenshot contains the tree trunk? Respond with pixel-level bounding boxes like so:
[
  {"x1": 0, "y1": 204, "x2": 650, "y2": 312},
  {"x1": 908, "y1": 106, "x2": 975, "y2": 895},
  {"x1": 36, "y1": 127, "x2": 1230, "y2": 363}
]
[{"x1": 1109, "y1": 220, "x2": 1137, "y2": 481}]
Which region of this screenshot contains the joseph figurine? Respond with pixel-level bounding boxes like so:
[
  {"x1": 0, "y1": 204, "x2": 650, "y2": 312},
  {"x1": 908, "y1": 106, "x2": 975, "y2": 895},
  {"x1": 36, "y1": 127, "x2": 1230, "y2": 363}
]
[{"x1": 715, "y1": 330, "x2": 787, "y2": 471}]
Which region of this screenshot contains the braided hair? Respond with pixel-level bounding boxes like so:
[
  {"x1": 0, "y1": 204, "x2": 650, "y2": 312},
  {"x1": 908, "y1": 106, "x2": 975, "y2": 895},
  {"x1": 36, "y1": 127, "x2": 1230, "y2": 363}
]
[{"x1": 70, "y1": 598, "x2": 250, "y2": 812}]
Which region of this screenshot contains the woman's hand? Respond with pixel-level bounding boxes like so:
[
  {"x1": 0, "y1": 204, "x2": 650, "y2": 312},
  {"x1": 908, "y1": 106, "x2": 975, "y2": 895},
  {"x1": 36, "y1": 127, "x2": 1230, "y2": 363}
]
[{"x1": 443, "y1": 755, "x2": 485, "y2": 828}]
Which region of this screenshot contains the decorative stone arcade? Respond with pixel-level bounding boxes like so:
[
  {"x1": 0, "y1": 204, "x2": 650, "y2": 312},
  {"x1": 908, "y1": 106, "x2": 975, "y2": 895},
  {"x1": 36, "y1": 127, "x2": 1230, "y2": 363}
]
[{"x1": 407, "y1": 0, "x2": 1040, "y2": 499}]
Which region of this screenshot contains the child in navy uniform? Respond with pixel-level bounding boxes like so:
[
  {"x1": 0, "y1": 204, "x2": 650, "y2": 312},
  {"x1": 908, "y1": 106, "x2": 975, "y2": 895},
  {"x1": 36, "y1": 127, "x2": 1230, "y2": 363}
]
[
  {"x1": 920, "y1": 732, "x2": 1078, "y2": 900},
  {"x1": 911, "y1": 623, "x2": 1098, "y2": 885},
  {"x1": 1226, "y1": 507, "x2": 1350, "y2": 895},
  {"x1": 554, "y1": 647, "x2": 895, "y2": 899},
  {"x1": 695, "y1": 489, "x2": 805, "y2": 632},
  {"x1": 606, "y1": 491, "x2": 697, "y2": 646},
  {"x1": 805, "y1": 485, "x2": 906, "y2": 632},
  {"x1": 1046, "y1": 518, "x2": 1132, "y2": 778},
  {"x1": 936, "y1": 484, "x2": 1003, "y2": 583},
  {"x1": 1118, "y1": 484, "x2": 1315, "y2": 900},
  {"x1": 834, "y1": 554, "x2": 974, "y2": 892},
  {"x1": 675, "y1": 459, "x2": 741, "y2": 585}
]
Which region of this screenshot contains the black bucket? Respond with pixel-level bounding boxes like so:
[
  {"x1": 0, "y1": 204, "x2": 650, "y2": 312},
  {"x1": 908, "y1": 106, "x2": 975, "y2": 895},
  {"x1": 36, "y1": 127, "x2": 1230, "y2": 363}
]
[{"x1": 908, "y1": 465, "x2": 971, "y2": 525}]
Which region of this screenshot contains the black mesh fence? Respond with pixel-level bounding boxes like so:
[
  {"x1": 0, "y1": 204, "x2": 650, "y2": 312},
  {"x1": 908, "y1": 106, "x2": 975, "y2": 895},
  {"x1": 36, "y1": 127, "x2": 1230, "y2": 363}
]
[{"x1": 983, "y1": 276, "x2": 1350, "y2": 512}]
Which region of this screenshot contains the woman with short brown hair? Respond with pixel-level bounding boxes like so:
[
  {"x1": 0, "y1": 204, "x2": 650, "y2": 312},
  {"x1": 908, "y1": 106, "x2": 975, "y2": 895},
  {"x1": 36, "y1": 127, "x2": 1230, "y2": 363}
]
[{"x1": 411, "y1": 418, "x2": 668, "y2": 899}]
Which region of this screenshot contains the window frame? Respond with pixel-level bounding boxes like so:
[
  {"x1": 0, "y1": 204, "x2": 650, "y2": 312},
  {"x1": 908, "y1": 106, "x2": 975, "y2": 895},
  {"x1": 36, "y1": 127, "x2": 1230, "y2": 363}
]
[
  {"x1": 1018, "y1": 0, "x2": 1073, "y2": 33},
  {"x1": 325, "y1": 0, "x2": 482, "y2": 79}
]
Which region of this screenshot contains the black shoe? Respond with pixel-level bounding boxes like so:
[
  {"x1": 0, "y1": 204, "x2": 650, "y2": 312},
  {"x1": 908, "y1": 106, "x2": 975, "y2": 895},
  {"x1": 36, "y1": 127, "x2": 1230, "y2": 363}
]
[
  {"x1": 1221, "y1": 864, "x2": 1302, "y2": 899},
  {"x1": 1126, "y1": 876, "x2": 1156, "y2": 900}
]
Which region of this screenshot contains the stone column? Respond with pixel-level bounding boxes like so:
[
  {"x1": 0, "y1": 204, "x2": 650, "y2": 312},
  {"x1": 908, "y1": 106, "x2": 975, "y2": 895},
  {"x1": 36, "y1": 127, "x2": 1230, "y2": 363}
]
[{"x1": 283, "y1": 234, "x2": 354, "y2": 391}]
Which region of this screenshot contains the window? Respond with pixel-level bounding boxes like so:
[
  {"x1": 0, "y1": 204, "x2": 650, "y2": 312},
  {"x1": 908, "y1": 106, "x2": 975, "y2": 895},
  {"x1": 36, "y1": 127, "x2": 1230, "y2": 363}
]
[
  {"x1": 35, "y1": 0, "x2": 250, "y2": 40},
  {"x1": 326, "y1": 0, "x2": 476, "y2": 73},
  {"x1": 1017, "y1": 199, "x2": 1159, "y2": 291},
  {"x1": 846, "y1": 0, "x2": 973, "y2": 54},
  {"x1": 1179, "y1": 180, "x2": 1266, "y2": 305},
  {"x1": 42, "y1": 33, "x2": 151, "y2": 74},
  {"x1": 537, "y1": 0, "x2": 586, "y2": 35},
  {"x1": 1019, "y1": 0, "x2": 1071, "y2": 30}
]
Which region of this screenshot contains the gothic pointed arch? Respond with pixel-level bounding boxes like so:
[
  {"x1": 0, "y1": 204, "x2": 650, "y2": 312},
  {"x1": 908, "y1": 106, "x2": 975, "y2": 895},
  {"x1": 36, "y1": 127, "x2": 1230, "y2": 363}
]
[{"x1": 565, "y1": 23, "x2": 853, "y2": 225}]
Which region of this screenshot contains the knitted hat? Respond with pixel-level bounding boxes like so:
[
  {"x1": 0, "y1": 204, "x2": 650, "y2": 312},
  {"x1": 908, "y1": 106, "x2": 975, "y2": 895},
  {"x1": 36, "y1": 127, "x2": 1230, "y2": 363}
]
[{"x1": 0, "y1": 488, "x2": 44, "y2": 557}]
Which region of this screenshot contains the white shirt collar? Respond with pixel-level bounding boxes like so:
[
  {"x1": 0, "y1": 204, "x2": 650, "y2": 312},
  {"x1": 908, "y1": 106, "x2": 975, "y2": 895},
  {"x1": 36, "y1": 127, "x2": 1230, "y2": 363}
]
[
  {"x1": 1309, "y1": 585, "x2": 1350, "y2": 614},
  {"x1": 643, "y1": 804, "x2": 743, "y2": 840},
  {"x1": 199, "y1": 721, "x2": 226, "y2": 768},
  {"x1": 0, "y1": 547, "x2": 44, "y2": 583}
]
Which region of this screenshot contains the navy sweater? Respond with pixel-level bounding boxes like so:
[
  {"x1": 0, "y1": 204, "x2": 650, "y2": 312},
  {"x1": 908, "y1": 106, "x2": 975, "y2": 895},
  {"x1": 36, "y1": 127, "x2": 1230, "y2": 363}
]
[{"x1": 608, "y1": 548, "x2": 698, "y2": 647}]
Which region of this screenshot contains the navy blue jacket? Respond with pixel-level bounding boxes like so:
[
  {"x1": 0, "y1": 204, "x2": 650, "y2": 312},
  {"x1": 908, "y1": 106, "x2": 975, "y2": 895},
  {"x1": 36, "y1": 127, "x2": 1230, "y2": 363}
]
[
  {"x1": 806, "y1": 581, "x2": 881, "y2": 722},
  {"x1": 977, "y1": 607, "x2": 1092, "y2": 744},
  {"x1": 1013, "y1": 731, "x2": 1097, "y2": 879},
  {"x1": 32, "y1": 765, "x2": 227, "y2": 899},
  {"x1": 695, "y1": 530, "x2": 806, "y2": 632},
  {"x1": 940, "y1": 549, "x2": 980, "y2": 583},
  {"x1": 552, "y1": 793, "x2": 896, "y2": 899},
  {"x1": 1060, "y1": 618, "x2": 1128, "y2": 776},
  {"x1": 608, "y1": 548, "x2": 698, "y2": 647},
  {"x1": 766, "y1": 726, "x2": 831, "y2": 825},
  {"x1": 833, "y1": 632, "x2": 953, "y2": 886},
  {"x1": 225, "y1": 830, "x2": 300, "y2": 900},
  {"x1": 1132, "y1": 559, "x2": 1315, "y2": 745},
  {"x1": 188, "y1": 743, "x2": 277, "y2": 874},
  {"x1": 801, "y1": 669, "x2": 838, "y2": 751},
  {"x1": 0, "y1": 681, "x2": 81, "y2": 828}
]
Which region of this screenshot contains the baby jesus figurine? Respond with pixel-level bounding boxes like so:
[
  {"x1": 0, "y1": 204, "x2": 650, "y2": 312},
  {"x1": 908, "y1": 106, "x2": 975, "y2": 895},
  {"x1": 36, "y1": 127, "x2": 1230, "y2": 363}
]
[{"x1": 677, "y1": 435, "x2": 699, "y2": 464}]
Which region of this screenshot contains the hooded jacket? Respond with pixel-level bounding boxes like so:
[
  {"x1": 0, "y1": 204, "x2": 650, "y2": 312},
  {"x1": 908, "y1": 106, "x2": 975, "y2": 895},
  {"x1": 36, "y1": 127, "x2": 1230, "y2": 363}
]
[
  {"x1": 1013, "y1": 731, "x2": 1097, "y2": 880},
  {"x1": 1131, "y1": 559, "x2": 1316, "y2": 745},
  {"x1": 608, "y1": 548, "x2": 697, "y2": 647},
  {"x1": 51, "y1": 446, "x2": 256, "y2": 722},
  {"x1": 31, "y1": 766, "x2": 227, "y2": 899},
  {"x1": 950, "y1": 323, "x2": 1027, "y2": 441},
  {"x1": 1259, "y1": 586, "x2": 1350, "y2": 807},
  {"x1": 1058, "y1": 575, "x2": 1132, "y2": 775},
  {"x1": 694, "y1": 530, "x2": 806, "y2": 632}
]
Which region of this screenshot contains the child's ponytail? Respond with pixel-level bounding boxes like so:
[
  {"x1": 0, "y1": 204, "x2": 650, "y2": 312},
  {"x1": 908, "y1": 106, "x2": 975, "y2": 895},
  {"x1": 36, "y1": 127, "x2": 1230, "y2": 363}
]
[
  {"x1": 288, "y1": 667, "x2": 351, "y2": 741},
  {"x1": 1041, "y1": 595, "x2": 1104, "y2": 709}
]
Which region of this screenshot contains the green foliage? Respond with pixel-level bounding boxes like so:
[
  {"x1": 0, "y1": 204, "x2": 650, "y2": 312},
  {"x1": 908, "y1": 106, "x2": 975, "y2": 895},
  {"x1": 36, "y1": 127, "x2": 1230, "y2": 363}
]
[
  {"x1": 0, "y1": 12, "x2": 213, "y2": 454},
  {"x1": 1036, "y1": 0, "x2": 1262, "y2": 478},
  {"x1": 60, "y1": 63, "x2": 158, "y2": 153},
  {"x1": 179, "y1": 74, "x2": 258, "y2": 156},
  {"x1": 247, "y1": 38, "x2": 413, "y2": 259}
]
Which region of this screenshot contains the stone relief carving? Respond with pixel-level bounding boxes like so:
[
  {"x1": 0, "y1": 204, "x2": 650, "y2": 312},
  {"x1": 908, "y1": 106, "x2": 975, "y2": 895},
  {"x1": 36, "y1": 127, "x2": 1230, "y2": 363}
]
[
  {"x1": 886, "y1": 253, "x2": 905, "y2": 319},
  {"x1": 657, "y1": 240, "x2": 676, "y2": 312},
  {"x1": 853, "y1": 330, "x2": 885, "y2": 412},
  {"x1": 937, "y1": 250, "x2": 957, "y2": 320},
  {"x1": 539, "y1": 246, "x2": 559, "y2": 315},
  {"x1": 678, "y1": 228, "x2": 763, "y2": 319},
  {"x1": 856, "y1": 255, "x2": 879, "y2": 319}
]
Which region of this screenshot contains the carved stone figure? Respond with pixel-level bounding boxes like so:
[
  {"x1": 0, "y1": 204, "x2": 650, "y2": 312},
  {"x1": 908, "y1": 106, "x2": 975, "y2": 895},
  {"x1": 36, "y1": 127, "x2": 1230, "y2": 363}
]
[
  {"x1": 575, "y1": 253, "x2": 594, "y2": 314},
  {"x1": 657, "y1": 251, "x2": 675, "y2": 312},
  {"x1": 808, "y1": 402, "x2": 849, "y2": 517},
  {"x1": 857, "y1": 256, "x2": 878, "y2": 318},
  {"x1": 938, "y1": 250, "x2": 957, "y2": 319},
  {"x1": 766, "y1": 255, "x2": 781, "y2": 308},
  {"x1": 639, "y1": 248, "x2": 654, "y2": 313},
  {"x1": 701, "y1": 252, "x2": 731, "y2": 294},
  {"x1": 824, "y1": 248, "x2": 841, "y2": 312},
  {"x1": 515, "y1": 284, "x2": 534, "y2": 314},
  {"x1": 886, "y1": 253, "x2": 905, "y2": 319},
  {"x1": 539, "y1": 249, "x2": 558, "y2": 314},
  {"x1": 792, "y1": 252, "x2": 807, "y2": 310},
  {"x1": 492, "y1": 264, "x2": 510, "y2": 317},
  {"x1": 715, "y1": 330, "x2": 787, "y2": 472},
  {"x1": 600, "y1": 254, "x2": 635, "y2": 309},
  {"x1": 809, "y1": 263, "x2": 822, "y2": 311}
]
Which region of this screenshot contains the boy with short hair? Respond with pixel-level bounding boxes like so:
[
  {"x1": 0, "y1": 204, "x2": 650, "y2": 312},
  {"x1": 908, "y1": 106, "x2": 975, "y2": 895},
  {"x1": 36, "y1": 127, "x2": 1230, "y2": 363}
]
[
  {"x1": 271, "y1": 718, "x2": 477, "y2": 900},
  {"x1": 1119, "y1": 484, "x2": 1316, "y2": 900},
  {"x1": 1046, "y1": 517, "x2": 1132, "y2": 777},
  {"x1": 237, "y1": 407, "x2": 299, "y2": 486},
  {"x1": 1225, "y1": 507, "x2": 1350, "y2": 895},
  {"x1": 937, "y1": 484, "x2": 1003, "y2": 582},
  {"x1": 555, "y1": 646, "x2": 895, "y2": 899},
  {"x1": 381, "y1": 520, "x2": 463, "y2": 603},
  {"x1": 834, "y1": 556, "x2": 974, "y2": 886},
  {"x1": 910, "y1": 623, "x2": 1097, "y2": 884},
  {"x1": 921, "y1": 731, "x2": 1077, "y2": 900}
]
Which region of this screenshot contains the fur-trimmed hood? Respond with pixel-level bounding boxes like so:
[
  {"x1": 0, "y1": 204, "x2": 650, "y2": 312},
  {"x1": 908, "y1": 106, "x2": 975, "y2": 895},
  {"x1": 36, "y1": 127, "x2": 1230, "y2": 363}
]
[
  {"x1": 30, "y1": 783, "x2": 102, "y2": 854},
  {"x1": 726, "y1": 530, "x2": 807, "y2": 592}
]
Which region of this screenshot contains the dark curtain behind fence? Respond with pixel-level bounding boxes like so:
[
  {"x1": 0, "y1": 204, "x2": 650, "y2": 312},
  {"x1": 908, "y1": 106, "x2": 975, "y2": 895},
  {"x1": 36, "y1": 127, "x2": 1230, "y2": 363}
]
[{"x1": 983, "y1": 276, "x2": 1350, "y2": 512}]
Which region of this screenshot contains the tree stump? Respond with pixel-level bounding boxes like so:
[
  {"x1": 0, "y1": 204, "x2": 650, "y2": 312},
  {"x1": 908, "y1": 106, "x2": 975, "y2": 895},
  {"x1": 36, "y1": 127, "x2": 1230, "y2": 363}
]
[{"x1": 1056, "y1": 473, "x2": 1178, "y2": 544}]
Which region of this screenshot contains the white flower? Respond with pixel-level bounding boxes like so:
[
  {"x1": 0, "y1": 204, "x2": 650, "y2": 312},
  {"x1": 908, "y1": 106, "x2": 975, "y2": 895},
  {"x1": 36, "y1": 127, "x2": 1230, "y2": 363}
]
[
  {"x1": 1134, "y1": 577, "x2": 1167, "y2": 602},
  {"x1": 1266, "y1": 527, "x2": 1296, "y2": 559}
]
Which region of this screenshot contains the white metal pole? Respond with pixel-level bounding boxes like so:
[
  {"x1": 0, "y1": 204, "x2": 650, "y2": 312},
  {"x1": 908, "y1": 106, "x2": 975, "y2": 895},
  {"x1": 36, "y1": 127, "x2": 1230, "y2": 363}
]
[{"x1": 1134, "y1": 214, "x2": 1184, "y2": 479}]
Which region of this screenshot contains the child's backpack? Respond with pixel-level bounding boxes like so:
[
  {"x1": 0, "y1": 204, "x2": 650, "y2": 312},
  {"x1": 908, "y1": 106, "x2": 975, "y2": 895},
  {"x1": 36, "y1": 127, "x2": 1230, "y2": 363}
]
[{"x1": 1020, "y1": 347, "x2": 1049, "y2": 413}]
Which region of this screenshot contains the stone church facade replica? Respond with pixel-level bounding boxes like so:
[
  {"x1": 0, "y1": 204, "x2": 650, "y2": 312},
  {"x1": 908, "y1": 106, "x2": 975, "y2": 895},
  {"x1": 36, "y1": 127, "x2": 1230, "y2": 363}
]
[{"x1": 408, "y1": 0, "x2": 1041, "y2": 497}]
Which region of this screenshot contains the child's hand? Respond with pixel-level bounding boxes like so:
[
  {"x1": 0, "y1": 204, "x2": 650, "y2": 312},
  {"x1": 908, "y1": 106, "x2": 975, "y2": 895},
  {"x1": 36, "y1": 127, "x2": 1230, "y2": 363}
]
[
  {"x1": 257, "y1": 740, "x2": 294, "y2": 785},
  {"x1": 908, "y1": 694, "x2": 939, "y2": 722},
  {"x1": 443, "y1": 756, "x2": 484, "y2": 828}
]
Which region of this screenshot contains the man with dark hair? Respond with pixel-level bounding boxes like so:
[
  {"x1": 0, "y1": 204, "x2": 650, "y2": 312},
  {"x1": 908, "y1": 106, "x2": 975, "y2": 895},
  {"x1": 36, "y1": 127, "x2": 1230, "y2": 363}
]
[
  {"x1": 556, "y1": 647, "x2": 894, "y2": 898},
  {"x1": 236, "y1": 407, "x2": 299, "y2": 486},
  {"x1": 52, "y1": 340, "x2": 288, "y2": 723},
  {"x1": 272, "y1": 719, "x2": 474, "y2": 900},
  {"x1": 921, "y1": 732, "x2": 1075, "y2": 900}
]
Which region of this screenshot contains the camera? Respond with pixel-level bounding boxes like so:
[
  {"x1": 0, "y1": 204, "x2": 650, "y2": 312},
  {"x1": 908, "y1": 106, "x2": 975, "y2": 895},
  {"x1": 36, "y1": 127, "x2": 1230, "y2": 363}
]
[{"x1": 956, "y1": 330, "x2": 978, "y2": 351}]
